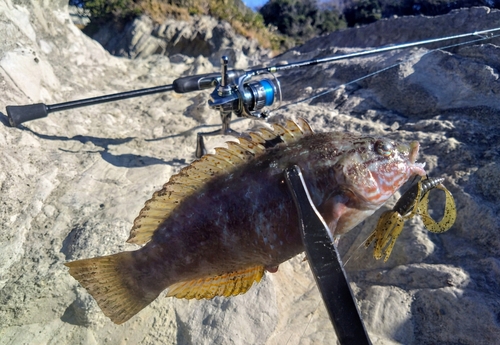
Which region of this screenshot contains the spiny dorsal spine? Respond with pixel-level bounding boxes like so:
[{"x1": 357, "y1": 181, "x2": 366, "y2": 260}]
[{"x1": 127, "y1": 118, "x2": 314, "y2": 245}]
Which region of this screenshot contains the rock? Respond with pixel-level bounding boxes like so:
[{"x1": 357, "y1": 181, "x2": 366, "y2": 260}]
[
  {"x1": 184, "y1": 93, "x2": 217, "y2": 124},
  {"x1": 1, "y1": 1, "x2": 500, "y2": 344},
  {"x1": 68, "y1": 6, "x2": 90, "y2": 29},
  {"x1": 298, "y1": 6, "x2": 500, "y2": 50},
  {"x1": 92, "y1": 14, "x2": 268, "y2": 68},
  {"x1": 92, "y1": 15, "x2": 167, "y2": 59}
]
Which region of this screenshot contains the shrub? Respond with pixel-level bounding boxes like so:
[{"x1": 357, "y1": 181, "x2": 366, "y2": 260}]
[{"x1": 259, "y1": 0, "x2": 346, "y2": 45}]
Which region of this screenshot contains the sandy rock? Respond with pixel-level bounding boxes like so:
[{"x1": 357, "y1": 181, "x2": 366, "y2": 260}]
[
  {"x1": 92, "y1": 15, "x2": 166, "y2": 59},
  {"x1": 92, "y1": 14, "x2": 267, "y2": 69},
  {"x1": 1, "y1": 1, "x2": 500, "y2": 345},
  {"x1": 299, "y1": 6, "x2": 500, "y2": 50}
]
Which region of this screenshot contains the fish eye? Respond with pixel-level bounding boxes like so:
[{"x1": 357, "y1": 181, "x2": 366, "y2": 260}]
[{"x1": 375, "y1": 140, "x2": 394, "y2": 157}]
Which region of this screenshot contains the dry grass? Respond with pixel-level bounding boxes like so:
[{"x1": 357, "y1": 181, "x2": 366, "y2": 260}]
[{"x1": 138, "y1": 0, "x2": 287, "y2": 52}]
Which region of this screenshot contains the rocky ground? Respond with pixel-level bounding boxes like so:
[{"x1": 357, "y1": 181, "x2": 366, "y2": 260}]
[
  {"x1": 90, "y1": 13, "x2": 270, "y2": 69},
  {"x1": 1, "y1": 1, "x2": 499, "y2": 344}
]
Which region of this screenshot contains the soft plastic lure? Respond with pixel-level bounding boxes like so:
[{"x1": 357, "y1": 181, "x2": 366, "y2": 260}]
[{"x1": 365, "y1": 176, "x2": 457, "y2": 261}]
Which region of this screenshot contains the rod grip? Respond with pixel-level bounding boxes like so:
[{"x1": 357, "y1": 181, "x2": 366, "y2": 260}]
[
  {"x1": 173, "y1": 70, "x2": 245, "y2": 93},
  {"x1": 6, "y1": 103, "x2": 49, "y2": 127}
]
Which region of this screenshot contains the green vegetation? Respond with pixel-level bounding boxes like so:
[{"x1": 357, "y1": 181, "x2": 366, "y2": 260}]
[
  {"x1": 71, "y1": 0, "x2": 287, "y2": 51},
  {"x1": 70, "y1": 0, "x2": 500, "y2": 53},
  {"x1": 344, "y1": 0, "x2": 381, "y2": 27},
  {"x1": 259, "y1": 0, "x2": 346, "y2": 45},
  {"x1": 74, "y1": 0, "x2": 142, "y2": 22}
]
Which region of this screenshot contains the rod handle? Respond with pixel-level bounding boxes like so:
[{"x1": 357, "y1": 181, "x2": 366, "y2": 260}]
[
  {"x1": 7, "y1": 103, "x2": 49, "y2": 127},
  {"x1": 173, "y1": 70, "x2": 245, "y2": 93}
]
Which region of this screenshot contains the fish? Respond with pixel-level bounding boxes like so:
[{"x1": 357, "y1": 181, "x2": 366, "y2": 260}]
[{"x1": 65, "y1": 118, "x2": 426, "y2": 324}]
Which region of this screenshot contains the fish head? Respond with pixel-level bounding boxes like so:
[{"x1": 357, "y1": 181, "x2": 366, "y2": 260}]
[
  {"x1": 338, "y1": 137, "x2": 426, "y2": 209},
  {"x1": 329, "y1": 136, "x2": 426, "y2": 235}
]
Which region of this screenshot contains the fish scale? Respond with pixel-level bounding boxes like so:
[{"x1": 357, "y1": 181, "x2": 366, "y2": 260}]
[{"x1": 65, "y1": 119, "x2": 426, "y2": 324}]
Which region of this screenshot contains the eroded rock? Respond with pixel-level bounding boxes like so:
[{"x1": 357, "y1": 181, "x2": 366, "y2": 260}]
[{"x1": 1, "y1": 2, "x2": 500, "y2": 344}]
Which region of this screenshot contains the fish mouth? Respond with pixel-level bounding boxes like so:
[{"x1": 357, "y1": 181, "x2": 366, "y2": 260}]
[
  {"x1": 408, "y1": 141, "x2": 426, "y2": 176},
  {"x1": 412, "y1": 161, "x2": 427, "y2": 176}
]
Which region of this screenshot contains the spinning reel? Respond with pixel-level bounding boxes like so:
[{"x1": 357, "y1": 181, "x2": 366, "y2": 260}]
[
  {"x1": 4, "y1": 27, "x2": 499, "y2": 345},
  {"x1": 198, "y1": 55, "x2": 281, "y2": 157},
  {"x1": 6, "y1": 26, "x2": 499, "y2": 157}
]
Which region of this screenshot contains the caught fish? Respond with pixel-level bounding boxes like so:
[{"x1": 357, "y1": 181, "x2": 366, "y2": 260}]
[
  {"x1": 365, "y1": 176, "x2": 457, "y2": 261},
  {"x1": 65, "y1": 119, "x2": 426, "y2": 324}
]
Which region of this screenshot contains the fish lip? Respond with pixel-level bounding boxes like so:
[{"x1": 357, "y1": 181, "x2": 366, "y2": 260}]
[
  {"x1": 408, "y1": 141, "x2": 427, "y2": 176},
  {"x1": 411, "y1": 161, "x2": 427, "y2": 177},
  {"x1": 408, "y1": 141, "x2": 420, "y2": 163}
]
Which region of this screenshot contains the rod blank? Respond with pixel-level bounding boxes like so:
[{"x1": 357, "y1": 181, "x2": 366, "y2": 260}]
[{"x1": 6, "y1": 71, "x2": 245, "y2": 127}]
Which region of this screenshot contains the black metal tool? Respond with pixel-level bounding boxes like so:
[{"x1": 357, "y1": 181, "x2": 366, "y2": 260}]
[{"x1": 284, "y1": 165, "x2": 372, "y2": 345}]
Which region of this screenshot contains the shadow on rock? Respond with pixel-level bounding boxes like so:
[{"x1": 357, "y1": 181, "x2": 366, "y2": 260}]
[
  {"x1": 22, "y1": 128, "x2": 186, "y2": 168},
  {"x1": 0, "y1": 112, "x2": 11, "y2": 127}
]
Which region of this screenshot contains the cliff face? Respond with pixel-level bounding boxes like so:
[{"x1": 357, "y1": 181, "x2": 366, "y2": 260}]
[
  {"x1": 1, "y1": 2, "x2": 500, "y2": 344},
  {"x1": 90, "y1": 14, "x2": 268, "y2": 69}
]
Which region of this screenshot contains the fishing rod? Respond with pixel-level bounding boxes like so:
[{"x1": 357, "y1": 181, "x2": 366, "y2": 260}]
[
  {"x1": 6, "y1": 26, "x2": 500, "y2": 157},
  {"x1": 5, "y1": 27, "x2": 497, "y2": 344},
  {"x1": 7, "y1": 26, "x2": 500, "y2": 134}
]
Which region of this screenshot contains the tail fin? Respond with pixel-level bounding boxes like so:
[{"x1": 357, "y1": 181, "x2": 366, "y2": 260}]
[{"x1": 65, "y1": 251, "x2": 159, "y2": 324}]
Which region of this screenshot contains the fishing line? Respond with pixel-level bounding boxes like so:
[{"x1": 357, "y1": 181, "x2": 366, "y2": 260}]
[
  {"x1": 342, "y1": 237, "x2": 369, "y2": 268},
  {"x1": 268, "y1": 30, "x2": 500, "y2": 115},
  {"x1": 273, "y1": 30, "x2": 500, "y2": 267},
  {"x1": 284, "y1": 299, "x2": 322, "y2": 345}
]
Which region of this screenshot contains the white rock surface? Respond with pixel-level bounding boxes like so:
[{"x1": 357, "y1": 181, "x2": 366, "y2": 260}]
[
  {"x1": 1, "y1": 2, "x2": 499, "y2": 345},
  {"x1": 92, "y1": 14, "x2": 268, "y2": 69}
]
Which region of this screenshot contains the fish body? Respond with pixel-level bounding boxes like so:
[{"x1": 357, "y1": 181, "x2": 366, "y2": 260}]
[{"x1": 66, "y1": 119, "x2": 426, "y2": 324}]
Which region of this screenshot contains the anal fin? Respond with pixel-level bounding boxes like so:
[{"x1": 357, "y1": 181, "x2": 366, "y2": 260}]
[{"x1": 166, "y1": 266, "x2": 265, "y2": 300}]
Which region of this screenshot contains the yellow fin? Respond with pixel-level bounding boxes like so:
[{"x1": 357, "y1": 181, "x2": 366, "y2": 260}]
[
  {"x1": 296, "y1": 117, "x2": 314, "y2": 135},
  {"x1": 190, "y1": 154, "x2": 234, "y2": 173},
  {"x1": 226, "y1": 141, "x2": 256, "y2": 161},
  {"x1": 166, "y1": 266, "x2": 265, "y2": 299},
  {"x1": 248, "y1": 132, "x2": 267, "y2": 144},
  {"x1": 283, "y1": 119, "x2": 305, "y2": 137},
  {"x1": 128, "y1": 119, "x2": 314, "y2": 245},
  {"x1": 214, "y1": 147, "x2": 246, "y2": 165},
  {"x1": 237, "y1": 137, "x2": 266, "y2": 154},
  {"x1": 127, "y1": 153, "x2": 239, "y2": 245},
  {"x1": 271, "y1": 123, "x2": 295, "y2": 143},
  {"x1": 65, "y1": 252, "x2": 159, "y2": 324},
  {"x1": 263, "y1": 117, "x2": 314, "y2": 144}
]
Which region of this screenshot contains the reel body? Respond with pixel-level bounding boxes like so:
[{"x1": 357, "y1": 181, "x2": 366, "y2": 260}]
[{"x1": 197, "y1": 56, "x2": 281, "y2": 157}]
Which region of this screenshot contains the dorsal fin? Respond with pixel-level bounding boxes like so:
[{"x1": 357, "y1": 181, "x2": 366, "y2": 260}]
[
  {"x1": 248, "y1": 132, "x2": 267, "y2": 145},
  {"x1": 283, "y1": 119, "x2": 304, "y2": 137},
  {"x1": 236, "y1": 137, "x2": 266, "y2": 155},
  {"x1": 296, "y1": 118, "x2": 314, "y2": 135},
  {"x1": 258, "y1": 127, "x2": 280, "y2": 141},
  {"x1": 166, "y1": 265, "x2": 265, "y2": 299},
  {"x1": 127, "y1": 118, "x2": 314, "y2": 245}
]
